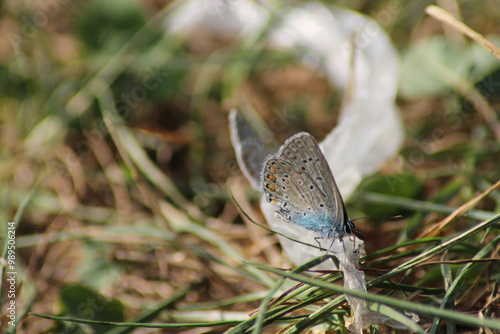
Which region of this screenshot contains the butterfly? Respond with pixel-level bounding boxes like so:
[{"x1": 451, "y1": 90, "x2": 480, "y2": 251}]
[{"x1": 261, "y1": 132, "x2": 355, "y2": 241}]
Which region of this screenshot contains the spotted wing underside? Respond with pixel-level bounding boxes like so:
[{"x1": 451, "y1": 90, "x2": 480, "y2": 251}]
[{"x1": 261, "y1": 132, "x2": 348, "y2": 236}]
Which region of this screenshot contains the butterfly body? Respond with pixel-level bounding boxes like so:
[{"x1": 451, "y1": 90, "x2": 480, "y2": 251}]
[{"x1": 262, "y1": 132, "x2": 355, "y2": 240}]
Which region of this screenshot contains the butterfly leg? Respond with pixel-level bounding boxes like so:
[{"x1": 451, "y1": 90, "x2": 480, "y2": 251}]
[
  {"x1": 314, "y1": 236, "x2": 325, "y2": 251},
  {"x1": 328, "y1": 237, "x2": 339, "y2": 253},
  {"x1": 325, "y1": 236, "x2": 349, "y2": 254}
]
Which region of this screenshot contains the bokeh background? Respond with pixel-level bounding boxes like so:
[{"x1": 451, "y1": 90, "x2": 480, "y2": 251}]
[{"x1": 1, "y1": 0, "x2": 499, "y2": 333}]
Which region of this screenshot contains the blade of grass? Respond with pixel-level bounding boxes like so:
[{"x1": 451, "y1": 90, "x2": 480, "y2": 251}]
[
  {"x1": 105, "y1": 281, "x2": 202, "y2": 334},
  {"x1": 1, "y1": 175, "x2": 50, "y2": 333},
  {"x1": 29, "y1": 313, "x2": 241, "y2": 329},
  {"x1": 367, "y1": 303, "x2": 425, "y2": 334},
  {"x1": 426, "y1": 5, "x2": 500, "y2": 60},
  {"x1": 373, "y1": 214, "x2": 500, "y2": 284},
  {"x1": 357, "y1": 192, "x2": 495, "y2": 221},
  {"x1": 251, "y1": 255, "x2": 338, "y2": 334},
  {"x1": 419, "y1": 180, "x2": 500, "y2": 238},
  {"x1": 362, "y1": 237, "x2": 442, "y2": 261},
  {"x1": 16, "y1": 225, "x2": 175, "y2": 249},
  {"x1": 226, "y1": 255, "x2": 342, "y2": 334},
  {"x1": 249, "y1": 262, "x2": 500, "y2": 331},
  {"x1": 430, "y1": 235, "x2": 500, "y2": 333},
  {"x1": 1, "y1": 175, "x2": 49, "y2": 292}
]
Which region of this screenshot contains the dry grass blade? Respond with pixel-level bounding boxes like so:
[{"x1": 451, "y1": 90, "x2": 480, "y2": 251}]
[
  {"x1": 426, "y1": 5, "x2": 500, "y2": 142},
  {"x1": 426, "y1": 5, "x2": 500, "y2": 60},
  {"x1": 419, "y1": 180, "x2": 500, "y2": 238}
]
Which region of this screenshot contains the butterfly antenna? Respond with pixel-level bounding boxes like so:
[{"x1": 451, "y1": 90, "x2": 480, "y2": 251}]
[{"x1": 351, "y1": 215, "x2": 403, "y2": 222}]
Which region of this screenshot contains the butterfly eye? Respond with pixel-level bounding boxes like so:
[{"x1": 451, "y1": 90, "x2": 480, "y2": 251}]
[{"x1": 344, "y1": 221, "x2": 356, "y2": 234}]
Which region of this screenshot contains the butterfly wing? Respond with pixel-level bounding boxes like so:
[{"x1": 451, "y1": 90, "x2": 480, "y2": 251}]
[
  {"x1": 262, "y1": 157, "x2": 335, "y2": 235},
  {"x1": 229, "y1": 110, "x2": 275, "y2": 189},
  {"x1": 262, "y1": 132, "x2": 355, "y2": 239},
  {"x1": 277, "y1": 132, "x2": 349, "y2": 225}
]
